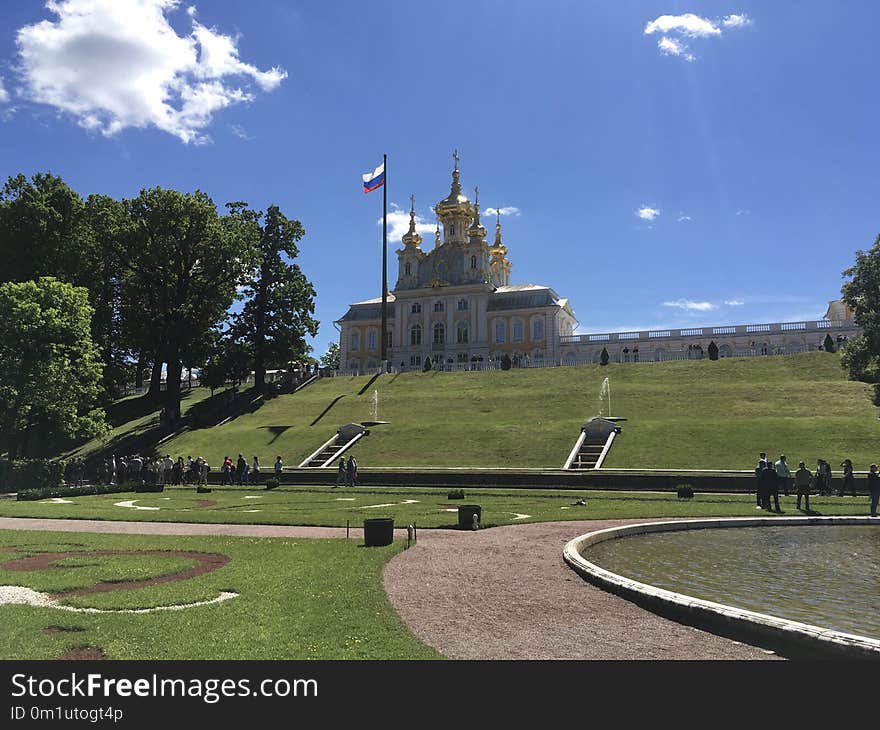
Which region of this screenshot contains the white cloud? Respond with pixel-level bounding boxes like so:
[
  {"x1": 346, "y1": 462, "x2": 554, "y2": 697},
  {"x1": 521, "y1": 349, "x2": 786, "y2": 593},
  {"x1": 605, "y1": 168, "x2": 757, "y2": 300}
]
[
  {"x1": 0, "y1": 77, "x2": 8, "y2": 104},
  {"x1": 229, "y1": 123, "x2": 252, "y2": 140},
  {"x1": 186, "y1": 4, "x2": 197, "y2": 17},
  {"x1": 15, "y1": 0, "x2": 287, "y2": 144},
  {"x1": 644, "y1": 11, "x2": 752, "y2": 61},
  {"x1": 658, "y1": 36, "x2": 694, "y2": 61},
  {"x1": 484, "y1": 206, "x2": 520, "y2": 217},
  {"x1": 379, "y1": 208, "x2": 436, "y2": 244},
  {"x1": 645, "y1": 13, "x2": 721, "y2": 38},
  {"x1": 735, "y1": 209, "x2": 750, "y2": 216},
  {"x1": 662, "y1": 299, "x2": 717, "y2": 312},
  {"x1": 636, "y1": 206, "x2": 660, "y2": 221},
  {"x1": 677, "y1": 214, "x2": 692, "y2": 222},
  {"x1": 722, "y1": 14, "x2": 752, "y2": 28},
  {"x1": 724, "y1": 299, "x2": 745, "y2": 306}
]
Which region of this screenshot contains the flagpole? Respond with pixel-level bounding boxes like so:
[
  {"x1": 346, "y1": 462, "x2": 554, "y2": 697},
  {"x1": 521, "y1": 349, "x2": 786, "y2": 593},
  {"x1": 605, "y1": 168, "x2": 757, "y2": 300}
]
[{"x1": 380, "y1": 153, "x2": 388, "y2": 367}]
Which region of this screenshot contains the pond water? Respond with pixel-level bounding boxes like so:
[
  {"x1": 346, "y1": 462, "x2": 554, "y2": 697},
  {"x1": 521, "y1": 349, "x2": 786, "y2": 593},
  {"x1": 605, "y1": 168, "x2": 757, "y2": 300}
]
[{"x1": 582, "y1": 525, "x2": 880, "y2": 640}]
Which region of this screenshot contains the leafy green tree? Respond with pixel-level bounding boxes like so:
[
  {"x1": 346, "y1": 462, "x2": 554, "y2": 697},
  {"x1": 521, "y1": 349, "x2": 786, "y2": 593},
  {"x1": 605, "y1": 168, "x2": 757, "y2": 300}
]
[
  {"x1": 0, "y1": 173, "x2": 91, "y2": 285},
  {"x1": 320, "y1": 342, "x2": 340, "y2": 370},
  {"x1": 841, "y1": 235, "x2": 880, "y2": 394},
  {"x1": 708, "y1": 341, "x2": 719, "y2": 360},
  {"x1": 823, "y1": 333, "x2": 836, "y2": 353},
  {"x1": 228, "y1": 204, "x2": 318, "y2": 390},
  {"x1": 0, "y1": 278, "x2": 107, "y2": 458},
  {"x1": 122, "y1": 188, "x2": 254, "y2": 421}
]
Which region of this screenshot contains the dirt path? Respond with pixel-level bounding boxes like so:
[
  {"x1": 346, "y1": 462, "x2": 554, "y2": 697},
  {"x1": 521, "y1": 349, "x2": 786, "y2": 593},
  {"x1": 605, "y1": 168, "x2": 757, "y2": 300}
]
[
  {"x1": 0, "y1": 516, "x2": 778, "y2": 660},
  {"x1": 384, "y1": 519, "x2": 779, "y2": 660}
]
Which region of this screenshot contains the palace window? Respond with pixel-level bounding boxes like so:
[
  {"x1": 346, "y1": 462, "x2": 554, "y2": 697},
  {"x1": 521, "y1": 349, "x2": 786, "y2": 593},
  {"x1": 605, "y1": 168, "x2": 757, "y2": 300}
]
[
  {"x1": 410, "y1": 355, "x2": 420, "y2": 367},
  {"x1": 433, "y1": 322, "x2": 445, "y2": 345},
  {"x1": 349, "y1": 332, "x2": 360, "y2": 351},
  {"x1": 512, "y1": 320, "x2": 524, "y2": 343},
  {"x1": 410, "y1": 325, "x2": 422, "y2": 346},
  {"x1": 449, "y1": 224, "x2": 454, "y2": 236},
  {"x1": 367, "y1": 330, "x2": 377, "y2": 351},
  {"x1": 532, "y1": 318, "x2": 544, "y2": 341},
  {"x1": 411, "y1": 303, "x2": 422, "y2": 313},
  {"x1": 405, "y1": 262, "x2": 411, "y2": 276},
  {"x1": 494, "y1": 321, "x2": 505, "y2": 344},
  {"x1": 456, "y1": 321, "x2": 469, "y2": 344},
  {"x1": 457, "y1": 299, "x2": 468, "y2": 311},
  {"x1": 470, "y1": 255, "x2": 477, "y2": 269},
  {"x1": 434, "y1": 301, "x2": 445, "y2": 313}
]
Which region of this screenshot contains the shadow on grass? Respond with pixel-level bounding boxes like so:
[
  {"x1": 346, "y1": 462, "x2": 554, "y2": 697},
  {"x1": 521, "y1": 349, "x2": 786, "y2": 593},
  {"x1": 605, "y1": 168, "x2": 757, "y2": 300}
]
[{"x1": 310, "y1": 395, "x2": 346, "y2": 427}]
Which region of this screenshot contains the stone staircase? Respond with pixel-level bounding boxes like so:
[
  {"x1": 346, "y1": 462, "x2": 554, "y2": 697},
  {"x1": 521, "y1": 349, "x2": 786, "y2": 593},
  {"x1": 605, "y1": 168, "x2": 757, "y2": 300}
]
[
  {"x1": 564, "y1": 418, "x2": 623, "y2": 470},
  {"x1": 299, "y1": 423, "x2": 369, "y2": 468}
]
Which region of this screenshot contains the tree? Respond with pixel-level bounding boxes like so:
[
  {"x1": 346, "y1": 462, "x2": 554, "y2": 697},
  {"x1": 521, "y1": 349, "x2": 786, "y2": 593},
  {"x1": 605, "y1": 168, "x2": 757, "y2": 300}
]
[
  {"x1": 0, "y1": 278, "x2": 108, "y2": 458},
  {"x1": 123, "y1": 188, "x2": 254, "y2": 421},
  {"x1": 600, "y1": 347, "x2": 609, "y2": 366},
  {"x1": 501, "y1": 353, "x2": 512, "y2": 370},
  {"x1": 423, "y1": 356, "x2": 432, "y2": 372},
  {"x1": 841, "y1": 234, "x2": 880, "y2": 391},
  {"x1": 708, "y1": 341, "x2": 719, "y2": 360},
  {"x1": 228, "y1": 204, "x2": 318, "y2": 390},
  {"x1": 823, "y1": 333, "x2": 836, "y2": 353},
  {"x1": 320, "y1": 343, "x2": 340, "y2": 370}
]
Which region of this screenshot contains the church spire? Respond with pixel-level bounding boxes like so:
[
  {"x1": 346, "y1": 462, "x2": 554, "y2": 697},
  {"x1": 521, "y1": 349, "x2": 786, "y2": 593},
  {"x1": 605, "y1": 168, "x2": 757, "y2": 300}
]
[
  {"x1": 401, "y1": 193, "x2": 422, "y2": 248},
  {"x1": 494, "y1": 209, "x2": 504, "y2": 247},
  {"x1": 468, "y1": 185, "x2": 486, "y2": 242},
  {"x1": 434, "y1": 210, "x2": 441, "y2": 248}
]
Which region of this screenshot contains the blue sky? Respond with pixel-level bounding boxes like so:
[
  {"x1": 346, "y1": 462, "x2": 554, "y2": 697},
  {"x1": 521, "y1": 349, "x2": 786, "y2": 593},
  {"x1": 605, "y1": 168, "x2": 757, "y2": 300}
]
[{"x1": 0, "y1": 1, "x2": 877, "y2": 359}]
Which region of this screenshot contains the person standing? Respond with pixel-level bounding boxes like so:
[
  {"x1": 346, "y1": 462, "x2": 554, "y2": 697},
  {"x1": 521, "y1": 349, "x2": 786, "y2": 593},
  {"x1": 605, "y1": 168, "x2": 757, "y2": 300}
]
[
  {"x1": 163, "y1": 454, "x2": 174, "y2": 486},
  {"x1": 197, "y1": 457, "x2": 209, "y2": 486},
  {"x1": 775, "y1": 454, "x2": 792, "y2": 497},
  {"x1": 840, "y1": 459, "x2": 854, "y2": 498},
  {"x1": 868, "y1": 464, "x2": 880, "y2": 517},
  {"x1": 334, "y1": 457, "x2": 346, "y2": 488},
  {"x1": 221, "y1": 456, "x2": 232, "y2": 486},
  {"x1": 795, "y1": 461, "x2": 812, "y2": 511},
  {"x1": 251, "y1": 456, "x2": 260, "y2": 485},
  {"x1": 755, "y1": 452, "x2": 769, "y2": 508},
  {"x1": 760, "y1": 459, "x2": 779, "y2": 512},
  {"x1": 346, "y1": 454, "x2": 358, "y2": 487},
  {"x1": 236, "y1": 454, "x2": 248, "y2": 486},
  {"x1": 274, "y1": 456, "x2": 283, "y2": 478}
]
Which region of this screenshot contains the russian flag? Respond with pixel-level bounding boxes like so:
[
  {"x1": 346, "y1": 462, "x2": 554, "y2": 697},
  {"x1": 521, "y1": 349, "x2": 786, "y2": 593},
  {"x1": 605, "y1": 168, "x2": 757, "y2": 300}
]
[{"x1": 362, "y1": 162, "x2": 385, "y2": 193}]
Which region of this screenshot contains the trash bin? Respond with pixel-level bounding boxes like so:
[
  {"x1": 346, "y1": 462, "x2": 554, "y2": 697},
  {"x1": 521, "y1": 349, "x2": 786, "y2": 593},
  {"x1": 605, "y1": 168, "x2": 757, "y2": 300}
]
[
  {"x1": 363, "y1": 518, "x2": 394, "y2": 546},
  {"x1": 458, "y1": 504, "x2": 482, "y2": 529}
]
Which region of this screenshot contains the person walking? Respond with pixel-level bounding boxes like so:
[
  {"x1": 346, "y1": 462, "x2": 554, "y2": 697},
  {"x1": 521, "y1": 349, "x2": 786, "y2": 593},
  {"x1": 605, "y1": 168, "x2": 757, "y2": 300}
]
[
  {"x1": 346, "y1": 454, "x2": 358, "y2": 487},
  {"x1": 197, "y1": 457, "x2": 209, "y2": 486},
  {"x1": 755, "y1": 452, "x2": 769, "y2": 508},
  {"x1": 110, "y1": 453, "x2": 117, "y2": 485},
  {"x1": 335, "y1": 457, "x2": 346, "y2": 488},
  {"x1": 795, "y1": 461, "x2": 812, "y2": 511},
  {"x1": 221, "y1": 456, "x2": 233, "y2": 486},
  {"x1": 840, "y1": 459, "x2": 854, "y2": 498},
  {"x1": 775, "y1": 454, "x2": 792, "y2": 497},
  {"x1": 868, "y1": 464, "x2": 880, "y2": 517}
]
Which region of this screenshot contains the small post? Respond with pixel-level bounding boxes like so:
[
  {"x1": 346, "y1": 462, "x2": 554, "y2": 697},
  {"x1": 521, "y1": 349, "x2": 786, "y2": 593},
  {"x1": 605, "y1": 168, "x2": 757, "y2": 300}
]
[{"x1": 346, "y1": 519, "x2": 350, "y2": 539}]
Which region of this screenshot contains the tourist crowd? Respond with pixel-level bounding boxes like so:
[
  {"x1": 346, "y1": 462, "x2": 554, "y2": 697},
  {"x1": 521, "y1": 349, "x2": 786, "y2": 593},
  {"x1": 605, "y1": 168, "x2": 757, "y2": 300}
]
[{"x1": 754, "y1": 452, "x2": 880, "y2": 516}]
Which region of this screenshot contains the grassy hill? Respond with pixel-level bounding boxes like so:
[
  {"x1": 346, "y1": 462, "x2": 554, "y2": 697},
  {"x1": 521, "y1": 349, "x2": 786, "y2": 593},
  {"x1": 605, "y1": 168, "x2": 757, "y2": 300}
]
[{"x1": 68, "y1": 352, "x2": 879, "y2": 470}]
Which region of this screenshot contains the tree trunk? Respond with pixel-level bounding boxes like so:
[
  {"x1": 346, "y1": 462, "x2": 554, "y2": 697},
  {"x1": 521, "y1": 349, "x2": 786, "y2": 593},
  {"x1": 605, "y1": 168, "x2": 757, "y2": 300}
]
[
  {"x1": 165, "y1": 359, "x2": 183, "y2": 422},
  {"x1": 147, "y1": 359, "x2": 163, "y2": 399},
  {"x1": 134, "y1": 351, "x2": 145, "y2": 388}
]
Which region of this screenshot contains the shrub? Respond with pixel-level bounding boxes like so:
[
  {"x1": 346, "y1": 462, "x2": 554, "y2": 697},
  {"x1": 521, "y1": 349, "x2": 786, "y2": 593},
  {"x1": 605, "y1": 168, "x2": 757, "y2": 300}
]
[
  {"x1": 447, "y1": 489, "x2": 465, "y2": 500},
  {"x1": 676, "y1": 484, "x2": 694, "y2": 499},
  {"x1": 265, "y1": 478, "x2": 280, "y2": 490},
  {"x1": 17, "y1": 483, "x2": 130, "y2": 501},
  {"x1": 600, "y1": 347, "x2": 609, "y2": 366},
  {"x1": 823, "y1": 333, "x2": 836, "y2": 353},
  {"x1": 196, "y1": 486, "x2": 212, "y2": 494},
  {"x1": 501, "y1": 354, "x2": 512, "y2": 370},
  {"x1": 423, "y1": 356, "x2": 432, "y2": 372},
  {"x1": 708, "y1": 341, "x2": 719, "y2": 360},
  {"x1": 0, "y1": 459, "x2": 65, "y2": 493}
]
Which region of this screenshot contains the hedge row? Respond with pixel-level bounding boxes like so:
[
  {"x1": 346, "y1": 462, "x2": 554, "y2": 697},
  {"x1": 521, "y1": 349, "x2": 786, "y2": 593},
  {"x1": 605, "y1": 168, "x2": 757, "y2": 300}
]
[
  {"x1": 0, "y1": 459, "x2": 65, "y2": 493},
  {"x1": 16, "y1": 483, "x2": 132, "y2": 501}
]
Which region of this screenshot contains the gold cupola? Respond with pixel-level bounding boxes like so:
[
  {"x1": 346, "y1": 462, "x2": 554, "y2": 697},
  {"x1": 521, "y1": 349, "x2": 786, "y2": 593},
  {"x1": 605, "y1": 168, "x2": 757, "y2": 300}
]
[
  {"x1": 401, "y1": 194, "x2": 422, "y2": 249},
  {"x1": 435, "y1": 149, "x2": 471, "y2": 217},
  {"x1": 467, "y1": 186, "x2": 487, "y2": 243},
  {"x1": 489, "y1": 209, "x2": 508, "y2": 260}
]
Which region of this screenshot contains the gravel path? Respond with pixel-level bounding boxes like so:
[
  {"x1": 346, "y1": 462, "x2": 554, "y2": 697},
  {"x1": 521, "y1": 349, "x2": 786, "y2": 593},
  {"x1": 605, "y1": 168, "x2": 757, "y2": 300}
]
[
  {"x1": 384, "y1": 519, "x2": 780, "y2": 660},
  {"x1": 0, "y1": 516, "x2": 778, "y2": 659}
]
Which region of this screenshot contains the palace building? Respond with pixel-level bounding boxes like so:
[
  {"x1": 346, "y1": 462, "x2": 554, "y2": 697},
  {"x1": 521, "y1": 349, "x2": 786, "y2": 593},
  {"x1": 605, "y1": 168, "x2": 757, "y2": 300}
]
[{"x1": 335, "y1": 158, "x2": 859, "y2": 372}]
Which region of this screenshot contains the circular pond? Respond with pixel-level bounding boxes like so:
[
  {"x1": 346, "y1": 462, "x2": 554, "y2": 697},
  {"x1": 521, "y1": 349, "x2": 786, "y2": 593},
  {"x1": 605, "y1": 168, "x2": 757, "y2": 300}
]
[{"x1": 582, "y1": 524, "x2": 880, "y2": 640}]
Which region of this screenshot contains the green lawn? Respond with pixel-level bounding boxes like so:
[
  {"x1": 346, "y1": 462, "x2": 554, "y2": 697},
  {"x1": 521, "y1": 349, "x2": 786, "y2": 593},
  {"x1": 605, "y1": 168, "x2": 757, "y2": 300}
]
[
  {"x1": 0, "y1": 485, "x2": 874, "y2": 527},
  {"x1": 64, "y1": 352, "x2": 880, "y2": 470},
  {"x1": 0, "y1": 529, "x2": 439, "y2": 660}
]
